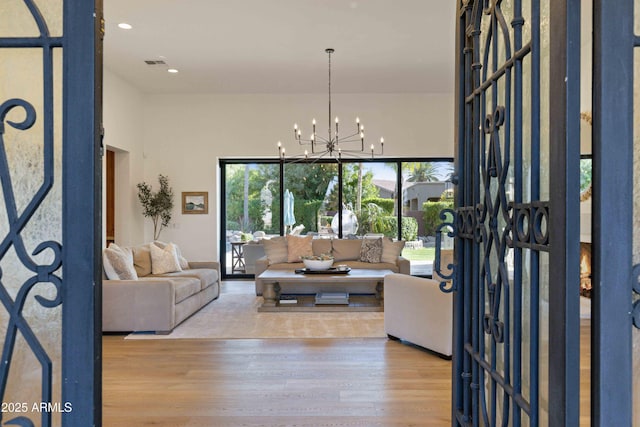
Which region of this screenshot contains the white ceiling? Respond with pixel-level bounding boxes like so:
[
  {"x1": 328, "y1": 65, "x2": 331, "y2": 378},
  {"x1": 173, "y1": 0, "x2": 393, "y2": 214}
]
[{"x1": 103, "y1": 0, "x2": 457, "y2": 94}]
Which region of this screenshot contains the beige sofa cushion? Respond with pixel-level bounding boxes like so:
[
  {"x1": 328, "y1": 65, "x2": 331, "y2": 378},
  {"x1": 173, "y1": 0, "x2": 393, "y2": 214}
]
[
  {"x1": 153, "y1": 268, "x2": 219, "y2": 290},
  {"x1": 286, "y1": 235, "x2": 313, "y2": 262},
  {"x1": 332, "y1": 239, "x2": 362, "y2": 262},
  {"x1": 262, "y1": 236, "x2": 288, "y2": 264},
  {"x1": 312, "y1": 239, "x2": 332, "y2": 256},
  {"x1": 381, "y1": 238, "x2": 405, "y2": 264},
  {"x1": 170, "y1": 277, "x2": 202, "y2": 304}
]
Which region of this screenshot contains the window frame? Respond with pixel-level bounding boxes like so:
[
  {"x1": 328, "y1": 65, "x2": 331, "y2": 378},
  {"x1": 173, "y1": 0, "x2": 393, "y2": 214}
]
[{"x1": 219, "y1": 157, "x2": 454, "y2": 280}]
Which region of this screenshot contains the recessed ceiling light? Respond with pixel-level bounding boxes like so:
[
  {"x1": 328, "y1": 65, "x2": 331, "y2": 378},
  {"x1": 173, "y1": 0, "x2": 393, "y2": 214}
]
[
  {"x1": 118, "y1": 23, "x2": 132, "y2": 30},
  {"x1": 167, "y1": 69, "x2": 179, "y2": 74}
]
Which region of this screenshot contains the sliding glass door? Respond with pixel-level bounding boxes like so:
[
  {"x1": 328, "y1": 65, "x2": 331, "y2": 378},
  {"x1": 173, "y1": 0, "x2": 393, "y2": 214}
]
[{"x1": 220, "y1": 158, "x2": 453, "y2": 279}]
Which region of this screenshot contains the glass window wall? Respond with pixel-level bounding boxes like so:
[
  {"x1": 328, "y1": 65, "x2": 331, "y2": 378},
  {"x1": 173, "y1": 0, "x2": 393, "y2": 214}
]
[{"x1": 220, "y1": 158, "x2": 453, "y2": 278}]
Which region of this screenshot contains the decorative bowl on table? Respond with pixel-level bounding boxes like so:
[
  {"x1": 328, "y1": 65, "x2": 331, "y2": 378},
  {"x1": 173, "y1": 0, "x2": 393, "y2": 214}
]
[{"x1": 301, "y1": 254, "x2": 334, "y2": 271}]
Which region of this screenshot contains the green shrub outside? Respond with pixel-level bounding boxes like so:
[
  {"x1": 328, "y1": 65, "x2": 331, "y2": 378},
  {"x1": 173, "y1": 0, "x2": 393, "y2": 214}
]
[
  {"x1": 401, "y1": 216, "x2": 418, "y2": 241},
  {"x1": 361, "y1": 197, "x2": 395, "y2": 214},
  {"x1": 422, "y1": 200, "x2": 454, "y2": 236},
  {"x1": 296, "y1": 200, "x2": 323, "y2": 233},
  {"x1": 226, "y1": 220, "x2": 241, "y2": 231}
]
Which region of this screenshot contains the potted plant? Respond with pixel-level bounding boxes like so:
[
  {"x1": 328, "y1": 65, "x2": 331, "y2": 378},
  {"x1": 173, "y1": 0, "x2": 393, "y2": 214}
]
[{"x1": 137, "y1": 174, "x2": 174, "y2": 240}]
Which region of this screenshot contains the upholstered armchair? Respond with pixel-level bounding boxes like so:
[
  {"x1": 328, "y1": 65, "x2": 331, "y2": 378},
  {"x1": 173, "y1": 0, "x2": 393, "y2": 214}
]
[{"x1": 384, "y1": 273, "x2": 453, "y2": 358}]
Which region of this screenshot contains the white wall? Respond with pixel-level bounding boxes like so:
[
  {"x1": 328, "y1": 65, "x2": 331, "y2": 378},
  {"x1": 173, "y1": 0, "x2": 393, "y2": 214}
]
[
  {"x1": 140, "y1": 92, "x2": 454, "y2": 261},
  {"x1": 103, "y1": 68, "x2": 145, "y2": 246}
]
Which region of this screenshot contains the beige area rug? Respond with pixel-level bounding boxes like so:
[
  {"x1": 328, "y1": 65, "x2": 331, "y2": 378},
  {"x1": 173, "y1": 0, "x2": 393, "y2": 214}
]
[{"x1": 125, "y1": 281, "x2": 385, "y2": 340}]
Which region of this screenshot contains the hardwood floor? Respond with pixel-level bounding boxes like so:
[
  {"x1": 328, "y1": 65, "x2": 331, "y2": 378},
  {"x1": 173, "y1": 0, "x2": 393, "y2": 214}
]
[
  {"x1": 103, "y1": 336, "x2": 452, "y2": 426},
  {"x1": 102, "y1": 285, "x2": 592, "y2": 427}
]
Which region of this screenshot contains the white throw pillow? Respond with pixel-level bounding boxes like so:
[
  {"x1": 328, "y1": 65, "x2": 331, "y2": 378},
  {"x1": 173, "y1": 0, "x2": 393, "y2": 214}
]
[
  {"x1": 154, "y1": 240, "x2": 189, "y2": 270},
  {"x1": 103, "y1": 243, "x2": 138, "y2": 280},
  {"x1": 262, "y1": 236, "x2": 288, "y2": 265},
  {"x1": 150, "y1": 242, "x2": 182, "y2": 274}
]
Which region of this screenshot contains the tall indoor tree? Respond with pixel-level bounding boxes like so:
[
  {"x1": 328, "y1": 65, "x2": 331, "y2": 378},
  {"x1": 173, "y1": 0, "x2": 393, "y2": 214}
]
[{"x1": 137, "y1": 174, "x2": 174, "y2": 240}]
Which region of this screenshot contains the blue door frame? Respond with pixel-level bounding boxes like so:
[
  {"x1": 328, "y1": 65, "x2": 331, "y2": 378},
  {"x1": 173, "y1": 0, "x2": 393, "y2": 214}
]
[{"x1": 62, "y1": 0, "x2": 103, "y2": 425}]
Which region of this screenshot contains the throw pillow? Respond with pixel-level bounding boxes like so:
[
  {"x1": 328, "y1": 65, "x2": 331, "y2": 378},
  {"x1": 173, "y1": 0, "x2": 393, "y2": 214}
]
[
  {"x1": 286, "y1": 234, "x2": 314, "y2": 263},
  {"x1": 150, "y1": 242, "x2": 182, "y2": 274},
  {"x1": 103, "y1": 243, "x2": 138, "y2": 280},
  {"x1": 154, "y1": 240, "x2": 189, "y2": 270},
  {"x1": 131, "y1": 244, "x2": 152, "y2": 277},
  {"x1": 262, "y1": 236, "x2": 288, "y2": 265},
  {"x1": 381, "y1": 238, "x2": 405, "y2": 264},
  {"x1": 360, "y1": 238, "x2": 383, "y2": 263},
  {"x1": 311, "y1": 239, "x2": 332, "y2": 256},
  {"x1": 331, "y1": 239, "x2": 362, "y2": 262}
]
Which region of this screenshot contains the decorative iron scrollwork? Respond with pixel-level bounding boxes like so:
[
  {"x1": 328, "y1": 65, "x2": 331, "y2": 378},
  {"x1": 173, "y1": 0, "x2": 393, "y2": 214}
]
[
  {"x1": 0, "y1": 2, "x2": 62, "y2": 426},
  {"x1": 632, "y1": 264, "x2": 640, "y2": 329},
  {"x1": 457, "y1": 206, "x2": 475, "y2": 240},
  {"x1": 508, "y1": 201, "x2": 550, "y2": 251},
  {"x1": 484, "y1": 282, "x2": 505, "y2": 343},
  {"x1": 435, "y1": 208, "x2": 457, "y2": 293}
]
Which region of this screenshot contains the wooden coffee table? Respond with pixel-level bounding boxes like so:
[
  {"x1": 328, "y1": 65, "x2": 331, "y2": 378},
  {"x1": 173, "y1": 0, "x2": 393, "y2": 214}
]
[{"x1": 257, "y1": 268, "x2": 393, "y2": 312}]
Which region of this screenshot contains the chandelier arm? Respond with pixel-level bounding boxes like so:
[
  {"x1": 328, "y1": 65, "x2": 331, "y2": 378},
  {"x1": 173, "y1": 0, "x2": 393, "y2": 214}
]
[
  {"x1": 336, "y1": 138, "x2": 365, "y2": 144},
  {"x1": 337, "y1": 131, "x2": 363, "y2": 141}
]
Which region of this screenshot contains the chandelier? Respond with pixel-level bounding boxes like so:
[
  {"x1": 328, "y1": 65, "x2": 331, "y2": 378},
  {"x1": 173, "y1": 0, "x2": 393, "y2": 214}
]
[{"x1": 277, "y1": 48, "x2": 384, "y2": 162}]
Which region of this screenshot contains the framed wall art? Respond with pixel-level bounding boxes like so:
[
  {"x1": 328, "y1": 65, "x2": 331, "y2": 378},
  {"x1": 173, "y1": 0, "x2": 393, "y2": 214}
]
[{"x1": 182, "y1": 191, "x2": 208, "y2": 214}]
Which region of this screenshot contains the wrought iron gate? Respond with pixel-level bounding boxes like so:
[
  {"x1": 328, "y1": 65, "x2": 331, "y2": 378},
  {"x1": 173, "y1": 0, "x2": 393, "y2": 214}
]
[
  {"x1": 446, "y1": 1, "x2": 637, "y2": 426},
  {"x1": 0, "y1": 1, "x2": 102, "y2": 425},
  {"x1": 447, "y1": 1, "x2": 577, "y2": 425}
]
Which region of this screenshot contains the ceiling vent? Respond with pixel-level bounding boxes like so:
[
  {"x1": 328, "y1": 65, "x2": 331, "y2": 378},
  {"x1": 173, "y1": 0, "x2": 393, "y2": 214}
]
[{"x1": 144, "y1": 60, "x2": 166, "y2": 65}]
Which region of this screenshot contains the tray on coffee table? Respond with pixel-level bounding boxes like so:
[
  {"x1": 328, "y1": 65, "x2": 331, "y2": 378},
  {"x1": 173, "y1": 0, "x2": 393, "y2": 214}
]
[{"x1": 295, "y1": 267, "x2": 351, "y2": 275}]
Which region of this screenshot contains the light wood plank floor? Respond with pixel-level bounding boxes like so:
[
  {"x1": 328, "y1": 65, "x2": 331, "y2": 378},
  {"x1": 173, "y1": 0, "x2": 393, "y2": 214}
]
[
  {"x1": 102, "y1": 290, "x2": 591, "y2": 427},
  {"x1": 103, "y1": 336, "x2": 452, "y2": 426}
]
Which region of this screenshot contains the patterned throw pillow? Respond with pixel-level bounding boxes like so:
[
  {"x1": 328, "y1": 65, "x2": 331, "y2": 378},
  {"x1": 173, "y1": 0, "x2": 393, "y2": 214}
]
[
  {"x1": 103, "y1": 243, "x2": 138, "y2": 280},
  {"x1": 150, "y1": 242, "x2": 183, "y2": 274},
  {"x1": 286, "y1": 235, "x2": 314, "y2": 263},
  {"x1": 360, "y1": 238, "x2": 383, "y2": 263},
  {"x1": 381, "y1": 238, "x2": 405, "y2": 264},
  {"x1": 262, "y1": 236, "x2": 288, "y2": 265}
]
